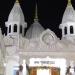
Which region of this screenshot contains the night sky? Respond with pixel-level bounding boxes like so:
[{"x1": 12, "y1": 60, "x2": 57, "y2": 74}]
[{"x1": 0, "y1": 0, "x2": 75, "y2": 38}]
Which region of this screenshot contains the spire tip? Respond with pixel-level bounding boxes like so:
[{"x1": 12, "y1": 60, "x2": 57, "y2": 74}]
[
  {"x1": 34, "y1": 4, "x2": 38, "y2": 22},
  {"x1": 16, "y1": 0, "x2": 19, "y2": 3},
  {"x1": 68, "y1": 0, "x2": 71, "y2": 6}
]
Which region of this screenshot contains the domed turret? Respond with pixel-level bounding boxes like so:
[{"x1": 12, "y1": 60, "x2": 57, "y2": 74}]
[
  {"x1": 61, "y1": 0, "x2": 75, "y2": 23},
  {"x1": 8, "y1": 0, "x2": 24, "y2": 22},
  {"x1": 26, "y1": 4, "x2": 45, "y2": 39},
  {"x1": 59, "y1": 0, "x2": 75, "y2": 41},
  {"x1": 5, "y1": 0, "x2": 27, "y2": 37}
]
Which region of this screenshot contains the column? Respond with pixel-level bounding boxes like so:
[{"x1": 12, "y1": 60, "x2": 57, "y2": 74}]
[
  {"x1": 7, "y1": 26, "x2": 9, "y2": 35},
  {"x1": 11, "y1": 24, "x2": 13, "y2": 34},
  {"x1": 22, "y1": 60, "x2": 27, "y2": 75}
]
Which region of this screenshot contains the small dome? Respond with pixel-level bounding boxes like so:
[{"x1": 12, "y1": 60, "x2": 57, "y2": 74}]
[
  {"x1": 26, "y1": 21, "x2": 45, "y2": 39},
  {"x1": 61, "y1": 3, "x2": 75, "y2": 23},
  {"x1": 8, "y1": 2, "x2": 25, "y2": 22},
  {"x1": 26, "y1": 4, "x2": 45, "y2": 39}
]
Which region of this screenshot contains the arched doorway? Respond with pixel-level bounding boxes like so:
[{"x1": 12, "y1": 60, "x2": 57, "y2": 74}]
[{"x1": 29, "y1": 67, "x2": 60, "y2": 75}]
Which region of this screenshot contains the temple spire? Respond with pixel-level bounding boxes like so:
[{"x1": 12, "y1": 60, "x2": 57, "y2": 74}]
[
  {"x1": 68, "y1": 0, "x2": 71, "y2": 6},
  {"x1": 16, "y1": 0, "x2": 19, "y2": 3},
  {"x1": 34, "y1": 4, "x2": 38, "y2": 22}
]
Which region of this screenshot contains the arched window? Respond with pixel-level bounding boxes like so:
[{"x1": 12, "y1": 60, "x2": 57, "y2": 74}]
[
  {"x1": 14, "y1": 24, "x2": 17, "y2": 32},
  {"x1": 20, "y1": 25, "x2": 22, "y2": 33},
  {"x1": 70, "y1": 26, "x2": 73, "y2": 34},
  {"x1": 64, "y1": 27, "x2": 67, "y2": 35},
  {"x1": 9, "y1": 25, "x2": 11, "y2": 33}
]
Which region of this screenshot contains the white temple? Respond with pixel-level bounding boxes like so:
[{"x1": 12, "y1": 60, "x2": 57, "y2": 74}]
[{"x1": 0, "y1": 0, "x2": 75, "y2": 75}]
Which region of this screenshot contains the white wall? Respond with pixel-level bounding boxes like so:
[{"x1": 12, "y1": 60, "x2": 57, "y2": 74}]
[
  {"x1": 0, "y1": 66, "x2": 4, "y2": 75},
  {"x1": 5, "y1": 60, "x2": 19, "y2": 75}
]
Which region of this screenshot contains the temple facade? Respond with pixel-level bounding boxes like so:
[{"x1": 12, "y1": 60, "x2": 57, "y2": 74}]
[{"x1": 0, "y1": 0, "x2": 75, "y2": 75}]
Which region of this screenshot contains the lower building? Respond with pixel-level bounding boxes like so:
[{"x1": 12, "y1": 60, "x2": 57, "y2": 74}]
[{"x1": 0, "y1": 0, "x2": 75, "y2": 75}]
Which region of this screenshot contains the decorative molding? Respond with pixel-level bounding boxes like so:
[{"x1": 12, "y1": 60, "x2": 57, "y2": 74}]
[{"x1": 40, "y1": 29, "x2": 58, "y2": 46}]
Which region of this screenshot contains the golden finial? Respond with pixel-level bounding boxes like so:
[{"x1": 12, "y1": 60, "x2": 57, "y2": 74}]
[
  {"x1": 16, "y1": 0, "x2": 19, "y2": 3},
  {"x1": 34, "y1": 3, "x2": 38, "y2": 22},
  {"x1": 68, "y1": 0, "x2": 71, "y2": 6}
]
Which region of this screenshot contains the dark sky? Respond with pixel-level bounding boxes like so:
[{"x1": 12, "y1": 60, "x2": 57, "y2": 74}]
[{"x1": 0, "y1": 0, "x2": 75, "y2": 38}]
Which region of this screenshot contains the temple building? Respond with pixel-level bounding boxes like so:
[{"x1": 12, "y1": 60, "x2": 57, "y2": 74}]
[{"x1": 0, "y1": 0, "x2": 75, "y2": 75}]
